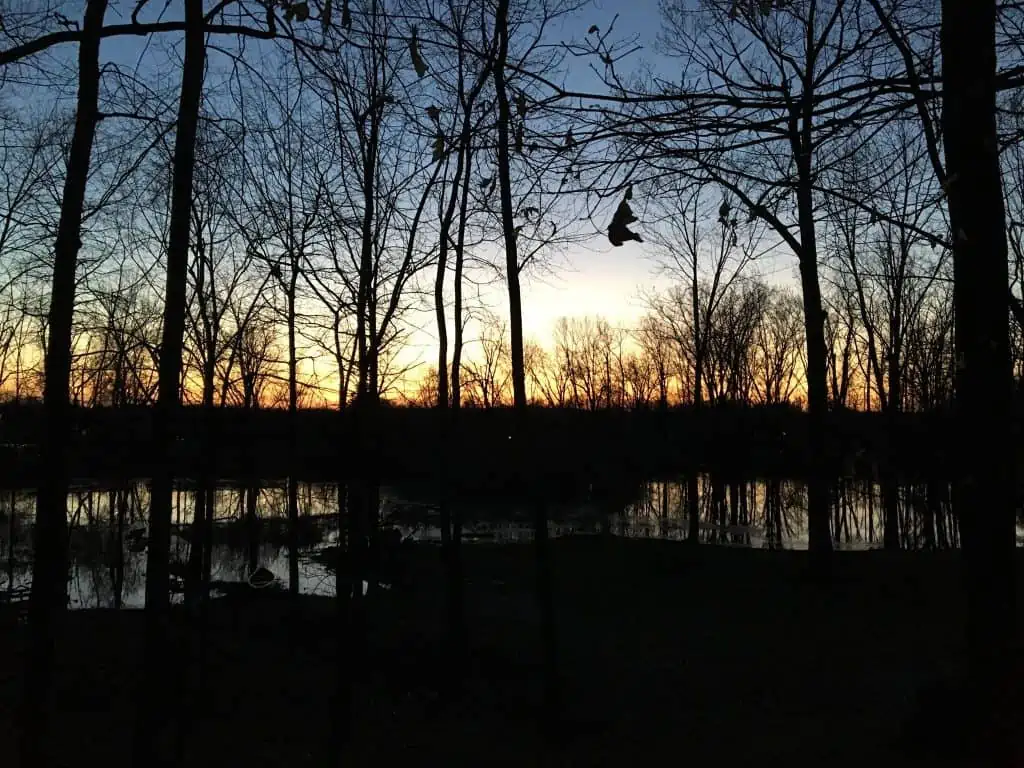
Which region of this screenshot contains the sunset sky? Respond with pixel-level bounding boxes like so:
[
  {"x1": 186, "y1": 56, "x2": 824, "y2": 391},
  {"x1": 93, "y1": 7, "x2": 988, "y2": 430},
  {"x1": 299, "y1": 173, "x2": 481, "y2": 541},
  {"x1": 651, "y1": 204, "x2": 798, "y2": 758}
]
[
  {"x1": 84, "y1": 0, "x2": 806, "y2": 399},
  {"x1": 387, "y1": 0, "x2": 803, "y2": 380}
]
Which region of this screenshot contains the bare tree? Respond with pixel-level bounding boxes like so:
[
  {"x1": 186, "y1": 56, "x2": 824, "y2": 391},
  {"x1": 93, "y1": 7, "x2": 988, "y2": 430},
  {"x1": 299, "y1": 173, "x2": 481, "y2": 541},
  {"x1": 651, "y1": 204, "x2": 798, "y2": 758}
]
[
  {"x1": 222, "y1": 305, "x2": 281, "y2": 408},
  {"x1": 647, "y1": 179, "x2": 759, "y2": 539},
  {"x1": 234, "y1": 69, "x2": 327, "y2": 599},
  {"x1": 20, "y1": 3, "x2": 108, "y2": 765},
  {"x1": 603, "y1": 0, "x2": 895, "y2": 559},
  {"x1": 825, "y1": 129, "x2": 947, "y2": 547},
  {"x1": 75, "y1": 266, "x2": 161, "y2": 406},
  {"x1": 705, "y1": 281, "x2": 764, "y2": 404},
  {"x1": 136, "y1": 0, "x2": 205, "y2": 763},
  {"x1": 463, "y1": 310, "x2": 512, "y2": 407},
  {"x1": 753, "y1": 287, "x2": 805, "y2": 405},
  {"x1": 636, "y1": 313, "x2": 674, "y2": 408},
  {"x1": 941, "y1": 1, "x2": 1017, "y2": 758}
]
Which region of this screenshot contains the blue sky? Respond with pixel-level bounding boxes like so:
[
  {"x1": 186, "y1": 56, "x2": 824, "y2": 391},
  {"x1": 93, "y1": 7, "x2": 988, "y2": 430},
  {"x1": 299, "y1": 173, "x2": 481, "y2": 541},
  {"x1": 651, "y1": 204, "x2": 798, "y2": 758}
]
[
  {"x1": 71, "y1": 0, "x2": 802, "y2": 386},
  {"x1": 508, "y1": 0, "x2": 801, "y2": 346},
  {"x1": 519, "y1": 0, "x2": 678, "y2": 335},
  {"x1": 96, "y1": 0, "x2": 701, "y2": 340}
]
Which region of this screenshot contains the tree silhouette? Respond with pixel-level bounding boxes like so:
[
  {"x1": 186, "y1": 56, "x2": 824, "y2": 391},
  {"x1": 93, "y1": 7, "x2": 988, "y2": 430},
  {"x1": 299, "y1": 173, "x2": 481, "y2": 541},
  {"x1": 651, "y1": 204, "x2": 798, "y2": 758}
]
[
  {"x1": 941, "y1": 0, "x2": 1019, "y2": 760},
  {"x1": 18, "y1": 3, "x2": 108, "y2": 766}
]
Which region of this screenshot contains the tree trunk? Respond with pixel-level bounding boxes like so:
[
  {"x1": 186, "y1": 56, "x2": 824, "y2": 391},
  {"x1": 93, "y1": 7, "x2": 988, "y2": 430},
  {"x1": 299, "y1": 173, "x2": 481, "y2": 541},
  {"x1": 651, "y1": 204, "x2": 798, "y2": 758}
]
[
  {"x1": 451, "y1": 143, "x2": 470, "y2": 415},
  {"x1": 200, "y1": 353, "x2": 217, "y2": 597},
  {"x1": 133, "y1": 1, "x2": 205, "y2": 763},
  {"x1": 942, "y1": 1, "x2": 1019, "y2": 760},
  {"x1": 923, "y1": 477, "x2": 939, "y2": 551},
  {"x1": 711, "y1": 473, "x2": 726, "y2": 542},
  {"x1": 335, "y1": 475, "x2": 365, "y2": 747},
  {"x1": 434, "y1": 162, "x2": 453, "y2": 615},
  {"x1": 187, "y1": 246, "x2": 218, "y2": 605},
  {"x1": 245, "y1": 485, "x2": 260, "y2": 571},
  {"x1": 8, "y1": 491, "x2": 16, "y2": 606},
  {"x1": 494, "y1": 0, "x2": 558, "y2": 734},
  {"x1": 201, "y1": 485, "x2": 213, "y2": 591},
  {"x1": 795, "y1": 156, "x2": 833, "y2": 564},
  {"x1": 287, "y1": 286, "x2": 299, "y2": 598},
  {"x1": 114, "y1": 488, "x2": 126, "y2": 610},
  {"x1": 330, "y1": 477, "x2": 351, "y2": 755},
  {"x1": 729, "y1": 480, "x2": 739, "y2": 542},
  {"x1": 882, "y1": 370, "x2": 901, "y2": 550},
  {"x1": 436, "y1": 112, "x2": 476, "y2": 697},
  {"x1": 334, "y1": 58, "x2": 382, "y2": 749},
  {"x1": 448, "y1": 131, "x2": 474, "y2": 671},
  {"x1": 881, "y1": 464, "x2": 901, "y2": 550},
  {"x1": 21, "y1": 3, "x2": 108, "y2": 766},
  {"x1": 688, "y1": 337, "x2": 703, "y2": 543},
  {"x1": 186, "y1": 488, "x2": 205, "y2": 602}
]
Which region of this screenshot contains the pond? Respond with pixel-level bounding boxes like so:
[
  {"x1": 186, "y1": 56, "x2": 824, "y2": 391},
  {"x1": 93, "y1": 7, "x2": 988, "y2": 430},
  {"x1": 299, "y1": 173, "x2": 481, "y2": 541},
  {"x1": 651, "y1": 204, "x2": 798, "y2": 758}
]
[{"x1": 0, "y1": 475, "x2": 1019, "y2": 609}]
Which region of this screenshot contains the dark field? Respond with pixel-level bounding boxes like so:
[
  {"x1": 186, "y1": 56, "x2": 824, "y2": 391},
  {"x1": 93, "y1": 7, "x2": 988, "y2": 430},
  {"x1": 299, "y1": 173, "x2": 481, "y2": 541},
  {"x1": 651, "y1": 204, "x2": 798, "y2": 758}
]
[{"x1": 3, "y1": 538, "x2": 1021, "y2": 766}]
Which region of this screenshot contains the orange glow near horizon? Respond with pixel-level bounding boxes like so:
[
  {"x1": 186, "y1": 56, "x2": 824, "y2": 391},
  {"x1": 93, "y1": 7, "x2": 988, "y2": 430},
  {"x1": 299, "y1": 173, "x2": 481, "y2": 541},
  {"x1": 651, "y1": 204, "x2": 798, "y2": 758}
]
[{"x1": 0, "y1": 242, "x2": 877, "y2": 410}]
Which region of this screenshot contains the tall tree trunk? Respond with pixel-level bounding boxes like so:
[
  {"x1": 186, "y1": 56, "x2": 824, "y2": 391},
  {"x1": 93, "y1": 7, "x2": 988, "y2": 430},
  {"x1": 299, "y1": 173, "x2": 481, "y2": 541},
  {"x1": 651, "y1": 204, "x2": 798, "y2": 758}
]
[
  {"x1": 186, "y1": 487, "x2": 205, "y2": 602},
  {"x1": 287, "y1": 286, "x2": 299, "y2": 598},
  {"x1": 688, "y1": 273, "x2": 703, "y2": 543},
  {"x1": 334, "y1": 65, "x2": 381, "y2": 750},
  {"x1": 133, "y1": 1, "x2": 205, "y2": 763},
  {"x1": 201, "y1": 486, "x2": 213, "y2": 590},
  {"x1": 434, "y1": 198, "x2": 455, "y2": 688},
  {"x1": 882, "y1": 368, "x2": 901, "y2": 550},
  {"x1": 451, "y1": 142, "x2": 470, "y2": 415},
  {"x1": 8, "y1": 491, "x2": 16, "y2": 605},
  {"x1": 434, "y1": 166, "x2": 452, "y2": 582},
  {"x1": 942, "y1": 1, "x2": 1019, "y2": 760},
  {"x1": 434, "y1": 212, "x2": 451, "y2": 416},
  {"x1": 729, "y1": 479, "x2": 739, "y2": 536},
  {"x1": 711, "y1": 473, "x2": 726, "y2": 542},
  {"x1": 923, "y1": 477, "x2": 939, "y2": 551},
  {"x1": 20, "y1": 3, "x2": 108, "y2": 766},
  {"x1": 880, "y1": 458, "x2": 901, "y2": 550},
  {"x1": 794, "y1": 136, "x2": 833, "y2": 564},
  {"x1": 246, "y1": 485, "x2": 259, "y2": 574},
  {"x1": 851, "y1": 240, "x2": 901, "y2": 552},
  {"x1": 114, "y1": 487, "x2": 126, "y2": 609},
  {"x1": 447, "y1": 132, "x2": 474, "y2": 673},
  {"x1": 187, "y1": 249, "x2": 217, "y2": 604},
  {"x1": 436, "y1": 118, "x2": 475, "y2": 696},
  {"x1": 200, "y1": 341, "x2": 217, "y2": 597},
  {"x1": 494, "y1": 0, "x2": 558, "y2": 733},
  {"x1": 329, "y1": 477, "x2": 351, "y2": 755}
]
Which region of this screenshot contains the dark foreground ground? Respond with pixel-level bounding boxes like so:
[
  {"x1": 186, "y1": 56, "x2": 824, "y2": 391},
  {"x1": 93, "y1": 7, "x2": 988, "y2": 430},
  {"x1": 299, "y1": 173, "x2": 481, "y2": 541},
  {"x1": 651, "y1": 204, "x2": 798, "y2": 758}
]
[{"x1": 1, "y1": 539, "x2": 1022, "y2": 767}]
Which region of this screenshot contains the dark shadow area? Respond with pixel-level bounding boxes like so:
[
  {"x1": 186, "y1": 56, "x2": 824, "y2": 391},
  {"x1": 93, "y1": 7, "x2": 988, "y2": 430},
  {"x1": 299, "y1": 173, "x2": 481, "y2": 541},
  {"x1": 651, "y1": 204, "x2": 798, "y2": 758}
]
[{"x1": 2, "y1": 539, "x2": 1020, "y2": 766}]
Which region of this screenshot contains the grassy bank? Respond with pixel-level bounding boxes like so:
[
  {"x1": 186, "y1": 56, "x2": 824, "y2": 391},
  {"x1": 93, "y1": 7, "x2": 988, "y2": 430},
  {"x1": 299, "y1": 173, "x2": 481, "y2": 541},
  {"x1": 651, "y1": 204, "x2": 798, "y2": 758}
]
[{"x1": 2, "y1": 539, "x2": 1020, "y2": 766}]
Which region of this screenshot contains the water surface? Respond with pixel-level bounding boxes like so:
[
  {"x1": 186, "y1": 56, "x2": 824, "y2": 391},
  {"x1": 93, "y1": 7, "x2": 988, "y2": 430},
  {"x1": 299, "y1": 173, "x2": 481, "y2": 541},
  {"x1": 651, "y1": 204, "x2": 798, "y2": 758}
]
[{"x1": 1, "y1": 474, "x2": 1015, "y2": 610}]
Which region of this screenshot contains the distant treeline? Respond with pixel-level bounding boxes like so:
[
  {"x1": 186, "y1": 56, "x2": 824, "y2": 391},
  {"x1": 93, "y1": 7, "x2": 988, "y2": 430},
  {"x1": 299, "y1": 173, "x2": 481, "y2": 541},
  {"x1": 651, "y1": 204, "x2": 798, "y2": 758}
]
[{"x1": 0, "y1": 401, "x2": 971, "y2": 489}]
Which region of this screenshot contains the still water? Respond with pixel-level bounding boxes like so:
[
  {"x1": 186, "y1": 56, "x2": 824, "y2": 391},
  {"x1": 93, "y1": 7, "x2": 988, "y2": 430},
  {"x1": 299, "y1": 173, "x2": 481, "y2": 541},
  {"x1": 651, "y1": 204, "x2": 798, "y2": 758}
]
[{"x1": 0, "y1": 475, "x2": 1016, "y2": 610}]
